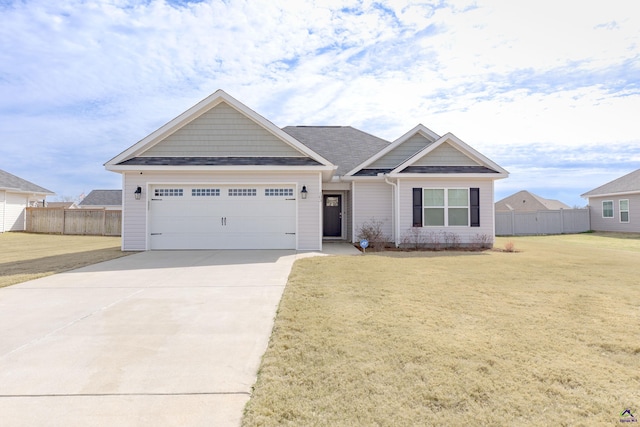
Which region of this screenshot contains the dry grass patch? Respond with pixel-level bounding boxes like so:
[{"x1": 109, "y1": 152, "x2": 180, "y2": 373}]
[
  {"x1": 0, "y1": 232, "x2": 130, "y2": 287},
  {"x1": 243, "y1": 233, "x2": 640, "y2": 426}
]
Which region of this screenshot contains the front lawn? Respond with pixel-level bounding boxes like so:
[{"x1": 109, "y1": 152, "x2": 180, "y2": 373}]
[
  {"x1": 0, "y1": 232, "x2": 130, "y2": 288},
  {"x1": 243, "y1": 233, "x2": 640, "y2": 426}
]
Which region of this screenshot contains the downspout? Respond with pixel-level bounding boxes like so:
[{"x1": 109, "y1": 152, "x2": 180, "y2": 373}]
[{"x1": 384, "y1": 175, "x2": 399, "y2": 247}]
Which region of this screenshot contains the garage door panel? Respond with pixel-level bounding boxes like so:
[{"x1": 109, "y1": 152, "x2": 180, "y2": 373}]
[{"x1": 149, "y1": 185, "x2": 297, "y2": 250}]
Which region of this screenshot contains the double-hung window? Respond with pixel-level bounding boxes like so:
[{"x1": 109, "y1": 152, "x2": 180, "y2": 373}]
[
  {"x1": 423, "y1": 188, "x2": 469, "y2": 226},
  {"x1": 602, "y1": 201, "x2": 614, "y2": 218},
  {"x1": 620, "y1": 200, "x2": 629, "y2": 223}
]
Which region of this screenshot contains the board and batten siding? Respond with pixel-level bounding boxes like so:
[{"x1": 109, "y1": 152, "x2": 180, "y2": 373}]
[
  {"x1": 412, "y1": 143, "x2": 480, "y2": 167},
  {"x1": 122, "y1": 171, "x2": 322, "y2": 251},
  {"x1": 588, "y1": 194, "x2": 640, "y2": 232},
  {"x1": 352, "y1": 181, "x2": 393, "y2": 242},
  {"x1": 398, "y1": 178, "x2": 495, "y2": 244},
  {"x1": 142, "y1": 102, "x2": 304, "y2": 158},
  {"x1": 369, "y1": 134, "x2": 434, "y2": 169}
]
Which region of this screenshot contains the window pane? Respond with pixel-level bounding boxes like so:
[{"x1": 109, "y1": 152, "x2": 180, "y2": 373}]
[
  {"x1": 448, "y1": 189, "x2": 469, "y2": 207},
  {"x1": 449, "y1": 208, "x2": 469, "y2": 226},
  {"x1": 620, "y1": 200, "x2": 629, "y2": 210},
  {"x1": 621, "y1": 211, "x2": 629, "y2": 222},
  {"x1": 424, "y1": 208, "x2": 444, "y2": 226},
  {"x1": 424, "y1": 189, "x2": 444, "y2": 207},
  {"x1": 603, "y1": 201, "x2": 613, "y2": 218}
]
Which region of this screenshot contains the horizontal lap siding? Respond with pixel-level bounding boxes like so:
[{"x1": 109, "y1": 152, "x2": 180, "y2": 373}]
[
  {"x1": 413, "y1": 143, "x2": 479, "y2": 166},
  {"x1": 588, "y1": 194, "x2": 640, "y2": 232},
  {"x1": 369, "y1": 134, "x2": 433, "y2": 169},
  {"x1": 352, "y1": 182, "x2": 393, "y2": 242},
  {"x1": 5, "y1": 192, "x2": 28, "y2": 231},
  {"x1": 122, "y1": 171, "x2": 321, "y2": 251},
  {"x1": 142, "y1": 103, "x2": 303, "y2": 157},
  {"x1": 398, "y1": 178, "x2": 495, "y2": 243}
]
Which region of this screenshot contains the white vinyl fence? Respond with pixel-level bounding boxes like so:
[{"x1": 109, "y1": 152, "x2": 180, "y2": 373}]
[{"x1": 496, "y1": 208, "x2": 590, "y2": 236}]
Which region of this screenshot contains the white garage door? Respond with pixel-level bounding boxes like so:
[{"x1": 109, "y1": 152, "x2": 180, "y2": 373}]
[{"x1": 149, "y1": 185, "x2": 297, "y2": 249}]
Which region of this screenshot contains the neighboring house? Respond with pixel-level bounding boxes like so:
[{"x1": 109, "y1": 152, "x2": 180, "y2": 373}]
[
  {"x1": 0, "y1": 169, "x2": 54, "y2": 232},
  {"x1": 581, "y1": 169, "x2": 640, "y2": 232},
  {"x1": 105, "y1": 90, "x2": 508, "y2": 251},
  {"x1": 78, "y1": 190, "x2": 123, "y2": 210},
  {"x1": 495, "y1": 190, "x2": 570, "y2": 212}
]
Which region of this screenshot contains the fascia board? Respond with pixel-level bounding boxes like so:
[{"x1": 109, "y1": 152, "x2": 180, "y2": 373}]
[
  {"x1": 344, "y1": 124, "x2": 440, "y2": 176},
  {"x1": 105, "y1": 90, "x2": 335, "y2": 169},
  {"x1": 106, "y1": 164, "x2": 335, "y2": 173},
  {"x1": 1, "y1": 188, "x2": 55, "y2": 196},
  {"x1": 581, "y1": 190, "x2": 640, "y2": 198}
]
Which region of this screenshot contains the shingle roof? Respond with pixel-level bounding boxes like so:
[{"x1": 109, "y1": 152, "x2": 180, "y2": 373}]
[
  {"x1": 117, "y1": 157, "x2": 321, "y2": 166},
  {"x1": 282, "y1": 126, "x2": 390, "y2": 176},
  {"x1": 581, "y1": 169, "x2": 640, "y2": 197},
  {"x1": 0, "y1": 169, "x2": 54, "y2": 194},
  {"x1": 400, "y1": 166, "x2": 500, "y2": 174},
  {"x1": 495, "y1": 190, "x2": 570, "y2": 212},
  {"x1": 79, "y1": 190, "x2": 122, "y2": 206}
]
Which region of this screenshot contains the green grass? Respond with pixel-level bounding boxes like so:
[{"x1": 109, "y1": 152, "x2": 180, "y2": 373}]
[
  {"x1": 0, "y1": 232, "x2": 130, "y2": 287},
  {"x1": 243, "y1": 233, "x2": 640, "y2": 426}
]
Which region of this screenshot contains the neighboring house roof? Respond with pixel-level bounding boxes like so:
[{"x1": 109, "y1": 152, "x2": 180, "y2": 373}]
[
  {"x1": 79, "y1": 190, "x2": 122, "y2": 207},
  {"x1": 581, "y1": 169, "x2": 640, "y2": 198},
  {"x1": 39, "y1": 201, "x2": 76, "y2": 208},
  {"x1": 281, "y1": 126, "x2": 390, "y2": 176},
  {"x1": 496, "y1": 190, "x2": 571, "y2": 212},
  {"x1": 0, "y1": 169, "x2": 54, "y2": 195}
]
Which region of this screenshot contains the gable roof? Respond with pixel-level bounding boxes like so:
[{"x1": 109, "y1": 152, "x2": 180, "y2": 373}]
[
  {"x1": 496, "y1": 190, "x2": 570, "y2": 212},
  {"x1": 581, "y1": 169, "x2": 640, "y2": 198},
  {"x1": 0, "y1": 169, "x2": 54, "y2": 195},
  {"x1": 388, "y1": 132, "x2": 508, "y2": 178},
  {"x1": 346, "y1": 124, "x2": 439, "y2": 176},
  {"x1": 282, "y1": 126, "x2": 390, "y2": 176},
  {"x1": 78, "y1": 190, "x2": 122, "y2": 207},
  {"x1": 105, "y1": 90, "x2": 335, "y2": 172}
]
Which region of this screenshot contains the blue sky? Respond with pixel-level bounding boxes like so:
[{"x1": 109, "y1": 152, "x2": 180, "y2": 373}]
[{"x1": 1, "y1": 0, "x2": 638, "y2": 207}]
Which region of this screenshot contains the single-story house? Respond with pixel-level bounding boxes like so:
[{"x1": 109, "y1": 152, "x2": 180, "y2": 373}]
[
  {"x1": 495, "y1": 190, "x2": 570, "y2": 212},
  {"x1": 105, "y1": 90, "x2": 508, "y2": 251},
  {"x1": 78, "y1": 190, "x2": 122, "y2": 210},
  {"x1": 0, "y1": 169, "x2": 54, "y2": 232},
  {"x1": 581, "y1": 169, "x2": 640, "y2": 232}
]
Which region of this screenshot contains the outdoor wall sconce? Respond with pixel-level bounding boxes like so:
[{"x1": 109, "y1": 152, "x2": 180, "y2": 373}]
[
  {"x1": 301, "y1": 185, "x2": 308, "y2": 199},
  {"x1": 134, "y1": 186, "x2": 142, "y2": 200}
]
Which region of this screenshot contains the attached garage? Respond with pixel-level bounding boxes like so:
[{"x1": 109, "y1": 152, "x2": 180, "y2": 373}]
[{"x1": 148, "y1": 184, "x2": 297, "y2": 250}]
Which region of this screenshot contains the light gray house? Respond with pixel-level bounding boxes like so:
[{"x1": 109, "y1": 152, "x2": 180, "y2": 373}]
[
  {"x1": 581, "y1": 169, "x2": 640, "y2": 232},
  {"x1": 0, "y1": 169, "x2": 54, "y2": 232},
  {"x1": 105, "y1": 90, "x2": 508, "y2": 251},
  {"x1": 78, "y1": 190, "x2": 122, "y2": 210},
  {"x1": 496, "y1": 190, "x2": 570, "y2": 212}
]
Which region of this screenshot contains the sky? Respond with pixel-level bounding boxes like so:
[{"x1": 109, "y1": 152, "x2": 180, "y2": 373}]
[{"x1": 1, "y1": 0, "x2": 639, "y2": 207}]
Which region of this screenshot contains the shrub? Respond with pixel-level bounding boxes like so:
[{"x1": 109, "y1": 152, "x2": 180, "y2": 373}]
[
  {"x1": 357, "y1": 218, "x2": 390, "y2": 252},
  {"x1": 471, "y1": 233, "x2": 493, "y2": 250},
  {"x1": 426, "y1": 231, "x2": 442, "y2": 250},
  {"x1": 504, "y1": 241, "x2": 516, "y2": 252},
  {"x1": 442, "y1": 232, "x2": 461, "y2": 249},
  {"x1": 401, "y1": 227, "x2": 427, "y2": 250}
]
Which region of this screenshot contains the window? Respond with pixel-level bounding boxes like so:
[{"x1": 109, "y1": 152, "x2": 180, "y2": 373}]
[
  {"x1": 154, "y1": 188, "x2": 183, "y2": 197},
  {"x1": 265, "y1": 188, "x2": 294, "y2": 197},
  {"x1": 602, "y1": 200, "x2": 613, "y2": 218},
  {"x1": 228, "y1": 188, "x2": 256, "y2": 197},
  {"x1": 192, "y1": 188, "x2": 220, "y2": 197},
  {"x1": 423, "y1": 188, "x2": 469, "y2": 227},
  {"x1": 620, "y1": 199, "x2": 629, "y2": 222}
]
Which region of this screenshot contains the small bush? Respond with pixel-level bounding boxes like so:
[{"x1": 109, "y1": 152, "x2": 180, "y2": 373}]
[
  {"x1": 442, "y1": 232, "x2": 461, "y2": 249},
  {"x1": 504, "y1": 241, "x2": 516, "y2": 252},
  {"x1": 471, "y1": 233, "x2": 493, "y2": 250},
  {"x1": 426, "y1": 231, "x2": 442, "y2": 250},
  {"x1": 401, "y1": 227, "x2": 427, "y2": 250},
  {"x1": 357, "y1": 218, "x2": 390, "y2": 252}
]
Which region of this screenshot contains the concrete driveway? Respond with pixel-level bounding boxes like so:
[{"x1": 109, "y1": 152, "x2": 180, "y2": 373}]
[{"x1": 0, "y1": 248, "x2": 357, "y2": 426}]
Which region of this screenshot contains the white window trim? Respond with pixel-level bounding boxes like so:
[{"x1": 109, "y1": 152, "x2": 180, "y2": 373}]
[
  {"x1": 602, "y1": 200, "x2": 614, "y2": 218},
  {"x1": 422, "y1": 187, "x2": 470, "y2": 227},
  {"x1": 619, "y1": 199, "x2": 629, "y2": 223}
]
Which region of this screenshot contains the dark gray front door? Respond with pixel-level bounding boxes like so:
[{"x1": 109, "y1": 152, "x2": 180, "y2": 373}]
[{"x1": 323, "y1": 195, "x2": 342, "y2": 237}]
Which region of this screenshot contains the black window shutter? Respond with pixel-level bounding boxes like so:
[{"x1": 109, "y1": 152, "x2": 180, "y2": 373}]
[
  {"x1": 470, "y1": 187, "x2": 480, "y2": 227},
  {"x1": 412, "y1": 188, "x2": 422, "y2": 227}
]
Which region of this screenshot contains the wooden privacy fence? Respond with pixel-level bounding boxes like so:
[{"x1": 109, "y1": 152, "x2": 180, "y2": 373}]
[
  {"x1": 26, "y1": 208, "x2": 122, "y2": 236},
  {"x1": 496, "y1": 208, "x2": 590, "y2": 236}
]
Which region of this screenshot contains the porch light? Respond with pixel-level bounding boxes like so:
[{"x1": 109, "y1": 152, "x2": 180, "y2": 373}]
[
  {"x1": 301, "y1": 185, "x2": 308, "y2": 199},
  {"x1": 134, "y1": 186, "x2": 142, "y2": 200}
]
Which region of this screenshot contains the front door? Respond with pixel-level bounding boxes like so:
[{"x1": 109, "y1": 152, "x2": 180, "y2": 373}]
[{"x1": 323, "y1": 195, "x2": 342, "y2": 237}]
